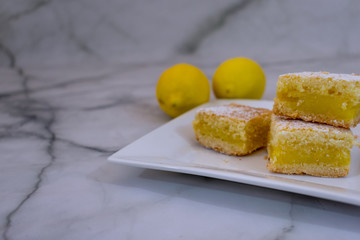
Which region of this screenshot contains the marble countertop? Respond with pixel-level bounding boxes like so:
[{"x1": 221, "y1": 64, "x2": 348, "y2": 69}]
[
  {"x1": 1, "y1": 57, "x2": 360, "y2": 240},
  {"x1": 1, "y1": 0, "x2": 360, "y2": 239}
]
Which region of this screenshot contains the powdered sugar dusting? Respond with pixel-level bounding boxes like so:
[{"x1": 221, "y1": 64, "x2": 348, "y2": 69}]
[
  {"x1": 197, "y1": 103, "x2": 271, "y2": 120},
  {"x1": 273, "y1": 115, "x2": 350, "y2": 134},
  {"x1": 280, "y1": 72, "x2": 360, "y2": 82}
]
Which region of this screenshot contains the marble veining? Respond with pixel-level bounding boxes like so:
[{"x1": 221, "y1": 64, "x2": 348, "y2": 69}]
[
  {"x1": 177, "y1": 0, "x2": 252, "y2": 54},
  {"x1": 275, "y1": 200, "x2": 295, "y2": 240},
  {"x1": 1, "y1": 0, "x2": 359, "y2": 66},
  {"x1": 1, "y1": 0, "x2": 360, "y2": 239},
  {"x1": 0, "y1": 49, "x2": 113, "y2": 240},
  {"x1": 0, "y1": 50, "x2": 53, "y2": 240}
]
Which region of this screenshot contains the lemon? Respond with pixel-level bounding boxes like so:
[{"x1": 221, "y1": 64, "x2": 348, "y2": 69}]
[
  {"x1": 212, "y1": 57, "x2": 265, "y2": 99},
  {"x1": 156, "y1": 63, "x2": 210, "y2": 118}
]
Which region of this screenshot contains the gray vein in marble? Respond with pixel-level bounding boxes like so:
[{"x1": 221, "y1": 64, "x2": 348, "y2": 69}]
[
  {"x1": 82, "y1": 95, "x2": 135, "y2": 111},
  {"x1": 77, "y1": 0, "x2": 136, "y2": 43},
  {"x1": 0, "y1": 130, "x2": 46, "y2": 142},
  {"x1": 2, "y1": 101, "x2": 57, "y2": 240},
  {"x1": 0, "y1": 128, "x2": 114, "y2": 154},
  {"x1": 0, "y1": 41, "x2": 16, "y2": 68},
  {"x1": 5, "y1": 0, "x2": 51, "y2": 22},
  {"x1": 0, "y1": 43, "x2": 59, "y2": 240},
  {"x1": 52, "y1": 5, "x2": 101, "y2": 60},
  {"x1": 60, "y1": 138, "x2": 114, "y2": 154},
  {"x1": 106, "y1": 19, "x2": 136, "y2": 43},
  {"x1": 0, "y1": 41, "x2": 30, "y2": 99},
  {"x1": 67, "y1": 29, "x2": 100, "y2": 59},
  {"x1": 18, "y1": 69, "x2": 31, "y2": 99},
  {"x1": 0, "y1": 116, "x2": 35, "y2": 133},
  {"x1": 0, "y1": 71, "x2": 114, "y2": 99},
  {"x1": 177, "y1": 0, "x2": 252, "y2": 54},
  {"x1": 260, "y1": 53, "x2": 360, "y2": 68},
  {"x1": 274, "y1": 198, "x2": 295, "y2": 240}
]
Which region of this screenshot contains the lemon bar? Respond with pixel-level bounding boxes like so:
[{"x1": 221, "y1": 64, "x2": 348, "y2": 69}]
[
  {"x1": 273, "y1": 72, "x2": 360, "y2": 128},
  {"x1": 193, "y1": 103, "x2": 272, "y2": 156},
  {"x1": 267, "y1": 115, "x2": 354, "y2": 177}
]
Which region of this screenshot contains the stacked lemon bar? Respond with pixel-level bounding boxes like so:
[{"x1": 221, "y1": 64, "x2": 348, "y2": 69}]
[{"x1": 268, "y1": 72, "x2": 360, "y2": 177}]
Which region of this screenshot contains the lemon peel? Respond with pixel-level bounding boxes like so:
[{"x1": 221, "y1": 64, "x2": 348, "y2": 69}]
[
  {"x1": 156, "y1": 63, "x2": 210, "y2": 117},
  {"x1": 213, "y1": 57, "x2": 266, "y2": 99}
]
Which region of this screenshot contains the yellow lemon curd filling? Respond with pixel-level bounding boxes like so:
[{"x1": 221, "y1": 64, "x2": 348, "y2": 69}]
[
  {"x1": 268, "y1": 144, "x2": 351, "y2": 168},
  {"x1": 277, "y1": 92, "x2": 360, "y2": 122},
  {"x1": 193, "y1": 118, "x2": 246, "y2": 147}
]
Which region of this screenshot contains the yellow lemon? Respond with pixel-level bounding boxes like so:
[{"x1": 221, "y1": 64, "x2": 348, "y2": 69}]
[
  {"x1": 212, "y1": 57, "x2": 265, "y2": 99},
  {"x1": 156, "y1": 63, "x2": 210, "y2": 118}
]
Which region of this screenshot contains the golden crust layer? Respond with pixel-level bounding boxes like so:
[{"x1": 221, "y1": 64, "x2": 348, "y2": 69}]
[
  {"x1": 266, "y1": 162, "x2": 349, "y2": 177},
  {"x1": 193, "y1": 104, "x2": 272, "y2": 156},
  {"x1": 194, "y1": 133, "x2": 259, "y2": 156}
]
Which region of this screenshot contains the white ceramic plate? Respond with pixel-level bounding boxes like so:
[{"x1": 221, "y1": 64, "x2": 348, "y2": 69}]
[{"x1": 109, "y1": 100, "x2": 360, "y2": 206}]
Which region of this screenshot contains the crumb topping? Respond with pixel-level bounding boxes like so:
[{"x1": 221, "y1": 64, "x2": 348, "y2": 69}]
[
  {"x1": 197, "y1": 103, "x2": 271, "y2": 120},
  {"x1": 280, "y1": 72, "x2": 360, "y2": 82}
]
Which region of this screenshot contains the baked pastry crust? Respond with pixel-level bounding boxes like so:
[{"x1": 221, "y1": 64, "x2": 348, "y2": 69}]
[
  {"x1": 193, "y1": 103, "x2": 272, "y2": 156},
  {"x1": 273, "y1": 72, "x2": 360, "y2": 128},
  {"x1": 267, "y1": 115, "x2": 354, "y2": 177}
]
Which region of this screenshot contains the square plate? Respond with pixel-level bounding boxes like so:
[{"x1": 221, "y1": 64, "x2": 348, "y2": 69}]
[{"x1": 108, "y1": 99, "x2": 360, "y2": 206}]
